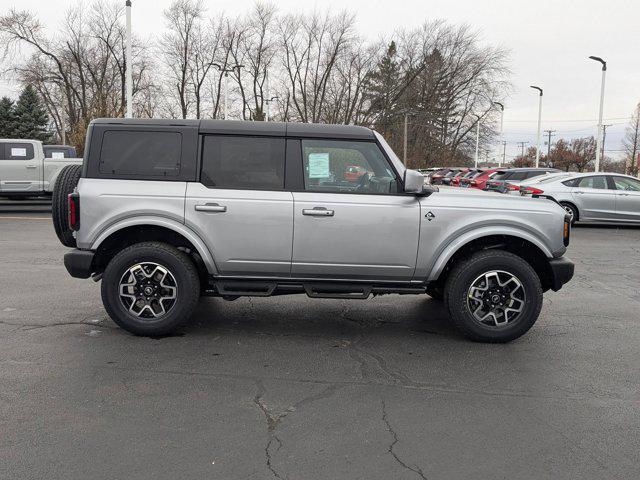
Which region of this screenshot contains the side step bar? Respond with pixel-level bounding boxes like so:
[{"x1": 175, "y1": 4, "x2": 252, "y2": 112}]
[{"x1": 212, "y1": 279, "x2": 426, "y2": 299}]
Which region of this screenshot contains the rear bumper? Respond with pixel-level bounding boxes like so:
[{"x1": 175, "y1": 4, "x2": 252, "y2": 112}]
[
  {"x1": 548, "y1": 256, "x2": 574, "y2": 291},
  {"x1": 64, "y1": 249, "x2": 95, "y2": 279}
]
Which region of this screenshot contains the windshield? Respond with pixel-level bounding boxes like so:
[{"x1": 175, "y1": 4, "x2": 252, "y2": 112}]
[{"x1": 374, "y1": 131, "x2": 406, "y2": 178}]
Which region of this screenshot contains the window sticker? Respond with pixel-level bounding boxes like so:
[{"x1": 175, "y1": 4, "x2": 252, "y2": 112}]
[
  {"x1": 51, "y1": 151, "x2": 65, "y2": 159},
  {"x1": 308, "y1": 153, "x2": 330, "y2": 179},
  {"x1": 11, "y1": 148, "x2": 27, "y2": 157}
]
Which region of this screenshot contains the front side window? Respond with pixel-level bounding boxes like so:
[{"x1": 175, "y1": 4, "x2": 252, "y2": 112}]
[
  {"x1": 1, "y1": 143, "x2": 35, "y2": 160},
  {"x1": 576, "y1": 176, "x2": 608, "y2": 190},
  {"x1": 612, "y1": 176, "x2": 640, "y2": 192},
  {"x1": 200, "y1": 135, "x2": 285, "y2": 190},
  {"x1": 99, "y1": 130, "x2": 181, "y2": 176},
  {"x1": 301, "y1": 139, "x2": 398, "y2": 194}
]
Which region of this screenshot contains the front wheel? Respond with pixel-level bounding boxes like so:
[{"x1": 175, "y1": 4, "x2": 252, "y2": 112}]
[
  {"x1": 560, "y1": 202, "x2": 578, "y2": 226},
  {"x1": 444, "y1": 250, "x2": 543, "y2": 343},
  {"x1": 101, "y1": 242, "x2": 200, "y2": 336}
]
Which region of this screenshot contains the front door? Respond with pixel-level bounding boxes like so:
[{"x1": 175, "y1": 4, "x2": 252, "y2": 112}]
[
  {"x1": 291, "y1": 139, "x2": 420, "y2": 281},
  {"x1": 571, "y1": 175, "x2": 616, "y2": 221},
  {"x1": 0, "y1": 142, "x2": 41, "y2": 192},
  {"x1": 185, "y1": 135, "x2": 293, "y2": 277},
  {"x1": 612, "y1": 176, "x2": 640, "y2": 223}
]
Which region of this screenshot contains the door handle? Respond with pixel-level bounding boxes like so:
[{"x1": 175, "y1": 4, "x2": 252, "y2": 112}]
[
  {"x1": 302, "y1": 207, "x2": 334, "y2": 217},
  {"x1": 195, "y1": 203, "x2": 227, "y2": 213},
  {"x1": 26, "y1": 165, "x2": 37, "y2": 169}
]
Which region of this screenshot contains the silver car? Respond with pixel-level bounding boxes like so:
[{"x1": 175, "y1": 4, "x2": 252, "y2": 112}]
[{"x1": 520, "y1": 172, "x2": 640, "y2": 224}]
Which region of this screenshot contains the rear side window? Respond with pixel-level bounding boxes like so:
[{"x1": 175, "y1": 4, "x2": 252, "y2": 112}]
[
  {"x1": 507, "y1": 171, "x2": 529, "y2": 181},
  {"x1": 576, "y1": 176, "x2": 609, "y2": 189},
  {"x1": 99, "y1": 131, "x2": 181, "y2": 176},
  {"x1": 200, "y1": 135, "x2": 285, "y2": 190},
  {"x1": 492, "y1": 171, "x2": 511, "y2": 180},
  {"x1": 44, "y1": 146, "x2": 77, "y2": 158},
  {"x1": 1, "y1": 142, "x2": 35, "y2": 160}
]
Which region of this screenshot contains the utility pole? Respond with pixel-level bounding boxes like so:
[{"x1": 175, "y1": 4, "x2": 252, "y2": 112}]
[
  {"x1": 501, "y1": 141, "x2": 507, "y2": 167},
  {"x1": 543, "y1": 129, "x2": 556, "y2": 157},
  {"x1": 517, "y1": 141, "x2": 529, "y2": 158},
  {"x1": 589, "y1": 56, "x2": 607, "y2": 172},
  {"x1": 601, "y1": 124, "x2": 613, "y2": 161},
  {"x1": 403, "y1": 113, "x2": 408, "y2": 165},
  {"x1": 125, "y1": 0, "x2": 133, "y2": 118},
  {"x1": 214, "y1": 64, "x2": 243, "y2": 120},
  {"x1": 530, "y1": 86, "x2": 543, "y2": 167}
]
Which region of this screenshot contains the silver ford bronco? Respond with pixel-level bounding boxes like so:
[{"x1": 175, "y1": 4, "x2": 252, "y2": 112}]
[{"x1": 53, "y1": 118, "x2": 574, "y2": 342}]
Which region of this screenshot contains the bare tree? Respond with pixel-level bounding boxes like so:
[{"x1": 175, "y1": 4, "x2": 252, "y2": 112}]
[
  {"x1": 623, "y1": 103, "x2": 640, "y2": 176},
  {"x1": 0, "y1": 2, "x2": 155, "y2": 151}
]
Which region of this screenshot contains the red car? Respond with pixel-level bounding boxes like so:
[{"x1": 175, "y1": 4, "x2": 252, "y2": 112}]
[
  {"x1": 461, "y1": 168, "x2": 501, "y2": 190},
  {"x1": 449, "y1": 168, "x2": 471, "y2": 186},
  {"x1": 344, "y1": 165, "x2": 370, "y2": 182}
]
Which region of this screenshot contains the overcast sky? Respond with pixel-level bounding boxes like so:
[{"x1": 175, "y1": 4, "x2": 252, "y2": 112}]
[{"x1": 1, "y1": 0, "x2": 639, "y2": 160}]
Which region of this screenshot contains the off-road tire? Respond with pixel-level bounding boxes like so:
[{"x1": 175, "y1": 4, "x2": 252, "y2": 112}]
[
  {"x1": 52, "y1": 164, "x2": 82, "y2": 247},
  {"x1": 101, "y1": 242, "x2": 200, "y2": 336},
  {"x1": 444, "y1": 249, "x2": 543, "y2": 343}
]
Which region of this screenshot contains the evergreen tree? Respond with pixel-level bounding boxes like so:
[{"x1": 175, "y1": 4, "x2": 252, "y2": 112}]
[
  {"x1": 13, "y1": 85, "x2": 52, "y2": 142},
  {"x1": 0, "y1": 96, "x2": 16, "y2": 138}
]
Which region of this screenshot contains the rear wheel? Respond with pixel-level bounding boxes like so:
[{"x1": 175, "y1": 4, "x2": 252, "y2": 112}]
[
  {"x1": 101, "y1": 242, "x2": 200, "y2": 336},
  {"x1": 560, "y1": 202, "x2": 578, "y2": 225},
  {"x1": 444, "y1": 250, "x2": 543, "y2": 343},
  {"x1": 52, "y1": 165, "x2": 82, "y2": 247}
]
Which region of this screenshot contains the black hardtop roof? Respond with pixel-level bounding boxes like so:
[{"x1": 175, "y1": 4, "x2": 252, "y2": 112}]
[{"x1": 90, "y1": 118, "x2": 375, "y2": 140}]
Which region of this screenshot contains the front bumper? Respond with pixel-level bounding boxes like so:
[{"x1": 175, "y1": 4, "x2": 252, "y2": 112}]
[
  {"x1": 64, "y1": 249, "x2": 95, "y2": 279},
  {"x1": 548, "y1": 256, "x2": 574, "y2": 291}
]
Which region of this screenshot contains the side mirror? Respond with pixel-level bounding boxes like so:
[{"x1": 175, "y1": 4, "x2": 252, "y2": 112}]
[
  {"x1": 404, "y1": 169, "x2": 425, "y2": 193},
  {"x1": 404, "y1": 169, "x2": 438, "y2": 195}
]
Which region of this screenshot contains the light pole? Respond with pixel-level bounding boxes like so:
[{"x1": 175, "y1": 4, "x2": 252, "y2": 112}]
[
  {"x1": 493, "y1": 102, "x2": 504, "y2": 166},
  {"x1": 474, "y1": 116, "x2": 481, "y2": 168},
  {"x1": 589, "y1": 56, "x2": 607, "y2": 172},
  {"x1": 402, "y1": 111, "x2": 417, "y2": 165},
  {"x1": 125, "y1": 0, "x2": 133, "y2": 118},
  {"x1": 530, "y1": 86, "x2": 543, "y2": 168},
  {"x1": 265, "y1": 96, "x2": 279, "y2": 122},
  {"x1": 214, "y1": 64, "x2": 243, "y2": 120}
]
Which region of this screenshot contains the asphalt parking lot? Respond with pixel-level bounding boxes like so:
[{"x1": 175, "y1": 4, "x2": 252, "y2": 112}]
[{"x1": 1, "y1": 207, "x2": 639, "y2": 480}]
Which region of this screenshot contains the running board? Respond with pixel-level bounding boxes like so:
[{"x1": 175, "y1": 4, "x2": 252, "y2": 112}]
[{"x1": 212, "y1": 279, "x2": 426, "y2": 299}]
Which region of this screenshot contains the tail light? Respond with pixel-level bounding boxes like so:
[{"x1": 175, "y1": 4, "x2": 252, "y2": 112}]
[
  {"x1": 506, "y1": 184, "x2": 519, "y2": 191},
  {"x1": 523, "y1": 187, "x2": 544, "y2": 195},
  {"x1": 68, "y1": 192, "x2": 80, "y2": 231},
  {"x1": 470, "y1": 180, "x2": 477, "y2": 186}
]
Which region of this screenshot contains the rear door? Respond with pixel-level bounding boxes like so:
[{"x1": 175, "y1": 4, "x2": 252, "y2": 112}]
[
  {"x1": 570, "y1": 175, "x2": 616, "y2": 220},
  {"x1": 612, "y1": 176, "x2": 640, "y2": 223},
  {"x1": 290, "y1": 138, "x2": 420, "y2": 281},
  {"x1": 0, "y1": 142, "x2": 42, "y2": 193},
  {"x1": 185, "y1": 135, "x2": 293, "y2": 277}
]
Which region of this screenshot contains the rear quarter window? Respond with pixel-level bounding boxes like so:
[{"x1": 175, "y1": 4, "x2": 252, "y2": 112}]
[{"x1": 99, "y1": 130, "x2": 182, "y2": 176}]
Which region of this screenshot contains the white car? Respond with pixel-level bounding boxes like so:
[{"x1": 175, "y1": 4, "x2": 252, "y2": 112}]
[
  {"x1": 520, "y1": 172, "x2": 640, "y2": 224},
  {"x1": 506, "y1": 172, "x2": 575, "y2": 195},
  {"x1": 0, "y1": 139, "x2": 82, "y2": 199}
]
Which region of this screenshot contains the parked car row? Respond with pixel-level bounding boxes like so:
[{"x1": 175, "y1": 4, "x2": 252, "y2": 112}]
[{"x1": 422, "y1": 166, "x2": 640, "y2": 225}]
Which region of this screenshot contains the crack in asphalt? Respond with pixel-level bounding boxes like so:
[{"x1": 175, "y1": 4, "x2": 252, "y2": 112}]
[
  {"x1": 0, "y1": 317, "x2": 112, "y2": 331},
  {"x1": 381, "y1": 399, "x2": 428, "y2": 480},
  {"x1": 252, "y1": 379, "x2": 344, "y2": 479}
]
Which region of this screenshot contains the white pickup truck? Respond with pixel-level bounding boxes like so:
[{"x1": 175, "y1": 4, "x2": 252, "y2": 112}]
[{"x1": 0, "y1": 139, "x2": 82, "y2": 199}]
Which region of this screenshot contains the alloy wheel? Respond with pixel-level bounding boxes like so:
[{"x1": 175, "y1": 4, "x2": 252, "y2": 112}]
[
  {"x1": 118, "y1": 262, "x2": 178, "y2": 318},
  {"x1": 467, "y1": 270, "x2": 526, "y2": 327}
]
